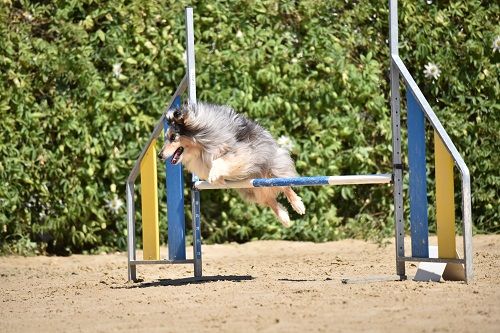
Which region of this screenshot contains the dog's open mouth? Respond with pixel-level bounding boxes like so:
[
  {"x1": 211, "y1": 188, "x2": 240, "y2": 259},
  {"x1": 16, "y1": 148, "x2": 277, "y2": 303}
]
[{"x1": 171, "y1": 147, "x2": 184, "y2": 165}]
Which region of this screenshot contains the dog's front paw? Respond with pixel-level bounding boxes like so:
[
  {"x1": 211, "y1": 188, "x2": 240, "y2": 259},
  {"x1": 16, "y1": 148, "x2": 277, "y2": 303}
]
[
  {"x1": 208, "y1": 161, "x2": 228, "y2": 185},
  {"x1": 207, "y1": 172, "x2": 226, "y2": 185}
]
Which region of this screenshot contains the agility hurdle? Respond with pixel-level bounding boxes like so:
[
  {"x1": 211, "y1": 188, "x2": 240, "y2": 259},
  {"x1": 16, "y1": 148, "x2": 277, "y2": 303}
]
[
  {"x1": 126, "y1": 8, "x2": 201, "y2": 281},
  {"x1": 126, "y1": 1, "x2": 473, "y2": 283}
]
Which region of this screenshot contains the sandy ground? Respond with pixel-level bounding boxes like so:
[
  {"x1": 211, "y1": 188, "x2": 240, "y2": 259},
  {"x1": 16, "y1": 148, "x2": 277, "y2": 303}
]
[{"x1": 1, "y1": 235, "x2": 499, "y2": 333}]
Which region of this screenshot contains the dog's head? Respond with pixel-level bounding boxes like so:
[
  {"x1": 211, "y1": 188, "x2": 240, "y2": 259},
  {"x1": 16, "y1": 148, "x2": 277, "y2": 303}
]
[
  {"x1": 158, "y1": 103, "x2": 197, "y2": 165},
  {"x1": 158, "y1": 126, "x2": 184, "y2": 164}
]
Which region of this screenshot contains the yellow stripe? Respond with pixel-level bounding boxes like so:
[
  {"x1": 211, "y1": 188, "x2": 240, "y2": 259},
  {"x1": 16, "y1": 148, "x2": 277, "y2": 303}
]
[
  {"x1": 434, "y1": 132, "x2": 456, "y2": 259},
  {"x1": 140, "y1": 139, "x2": 160, "y2": 260}
]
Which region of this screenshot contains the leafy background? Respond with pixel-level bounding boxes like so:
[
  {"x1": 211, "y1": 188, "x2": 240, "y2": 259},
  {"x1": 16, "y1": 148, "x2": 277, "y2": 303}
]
[{"x1": 0, "y1": 0, "x2": 498, "y2": 255}]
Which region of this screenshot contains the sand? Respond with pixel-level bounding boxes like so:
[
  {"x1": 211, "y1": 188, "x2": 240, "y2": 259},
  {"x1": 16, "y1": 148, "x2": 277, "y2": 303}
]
[{"x1": 1, "y1": 235, "x2": 499, "y2": 333}]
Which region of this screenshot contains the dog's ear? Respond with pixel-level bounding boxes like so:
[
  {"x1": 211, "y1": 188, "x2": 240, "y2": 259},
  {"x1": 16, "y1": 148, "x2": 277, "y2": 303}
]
[
  {"x1": 165, "y1": 105, "x2": 185, "y2": 125},
  {"x1": 181, "y1": 100, "x2": 195, "y2": 118}
]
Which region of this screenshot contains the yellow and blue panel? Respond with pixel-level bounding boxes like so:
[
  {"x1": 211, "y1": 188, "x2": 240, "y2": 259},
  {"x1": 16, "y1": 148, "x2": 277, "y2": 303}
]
[{"x1": 406, "y1": 88, "x2": 458, "y2": 260}]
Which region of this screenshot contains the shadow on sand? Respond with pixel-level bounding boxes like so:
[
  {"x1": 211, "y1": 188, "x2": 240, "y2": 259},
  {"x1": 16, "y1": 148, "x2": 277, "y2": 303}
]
[{"x1": 119, "y1": 275, "x2": 254, "y2": 288}]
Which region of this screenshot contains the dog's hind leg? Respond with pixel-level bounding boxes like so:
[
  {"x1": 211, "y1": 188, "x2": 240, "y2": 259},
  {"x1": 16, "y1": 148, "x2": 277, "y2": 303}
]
[
  {"x1": 284, "y1": 187, "x2": 306, "y2": 215},
  {"x1": 238, "y1": 188, "x2": 292, "y2": 227},
  {"x1": 266, "y1": 199, "x2": 291, "y2": 227}
]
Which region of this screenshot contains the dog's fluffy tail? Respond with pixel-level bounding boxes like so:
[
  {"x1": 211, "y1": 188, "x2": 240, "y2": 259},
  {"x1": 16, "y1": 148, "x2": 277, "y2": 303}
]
[{"x1": 284, "y1": 188, "x2": 306, "y2": 215}]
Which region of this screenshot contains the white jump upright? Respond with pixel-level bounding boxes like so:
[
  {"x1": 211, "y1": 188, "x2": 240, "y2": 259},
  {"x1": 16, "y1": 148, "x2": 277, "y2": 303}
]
[{"x1": 126, "y1": 2, "x2": 473, "y2": 283}]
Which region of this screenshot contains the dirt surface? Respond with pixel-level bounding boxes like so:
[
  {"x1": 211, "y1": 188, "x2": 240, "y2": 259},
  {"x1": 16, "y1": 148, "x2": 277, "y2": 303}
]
[{"x1": 1, "y1": 235, "x2": 499, "y2": 333}]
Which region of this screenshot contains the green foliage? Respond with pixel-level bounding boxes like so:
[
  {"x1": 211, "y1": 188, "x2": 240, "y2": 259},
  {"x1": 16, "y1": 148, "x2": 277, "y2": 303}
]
[{"x1": 0, "y1": 0, "x2": 498, "y2": 254}]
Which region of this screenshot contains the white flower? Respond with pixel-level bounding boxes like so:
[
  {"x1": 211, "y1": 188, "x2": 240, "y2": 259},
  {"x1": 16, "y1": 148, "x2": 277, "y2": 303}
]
[
  {"x1": 106, "y1": 196, "x2": 124, "y2": 213},
  {"x1": 423, "y1": 62, "x2": 441, "y2": 80},
  {"x1": 492, "y1": 36, "x2": 500, "y2": 53},
  {"x1": 110, "y1": 184, "x2": 117, "y2": 193},
  {"x1": 236, "y1": 30, "x2": 244, "y2": 39},
  {"x1": 23, "y1": 12, "x2": 34, "y2": 22},
  {"x1": 112, "y1": 63, "x2": 122, "y2": 78},
  {"x1": 277, "y1": 135, "x2": 294, "y2": 151}
]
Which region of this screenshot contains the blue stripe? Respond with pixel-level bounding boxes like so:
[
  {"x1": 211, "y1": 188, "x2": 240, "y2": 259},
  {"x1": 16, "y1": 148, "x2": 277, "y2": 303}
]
[
  {"x1": 165, "y1": 96, "x2": 186, "y2": 261},
  {"x1": 407, "y1": 89, "x2": 429, "y2": 258},
  {"x1": 252, "y1": 176, "x2": 331, "y2": 187}
]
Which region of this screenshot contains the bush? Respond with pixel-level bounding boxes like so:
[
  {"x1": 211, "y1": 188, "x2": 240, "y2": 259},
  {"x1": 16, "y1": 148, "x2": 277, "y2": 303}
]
[{"x1": 0, "y1": 0, "x2": 498, "y2": 254}]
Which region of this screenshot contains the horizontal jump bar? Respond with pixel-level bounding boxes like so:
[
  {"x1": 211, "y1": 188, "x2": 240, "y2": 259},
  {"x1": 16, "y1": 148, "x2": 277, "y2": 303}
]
[{"x1": 194, "y1": 174, "x2": 392, "y2": 190}]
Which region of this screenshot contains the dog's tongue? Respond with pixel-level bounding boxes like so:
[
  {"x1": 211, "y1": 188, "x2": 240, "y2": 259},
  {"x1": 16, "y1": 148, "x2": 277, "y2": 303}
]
[{"x1": 171, "y1": 147, "x2": 184, "y2": 164}]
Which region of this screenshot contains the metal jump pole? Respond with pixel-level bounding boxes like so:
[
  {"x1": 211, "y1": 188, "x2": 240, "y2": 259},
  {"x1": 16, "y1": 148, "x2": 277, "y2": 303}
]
[
  {"x1": 389, "y1": 0, "x2": 406, "y2": 280},
  {"x1": 185, "y1": 7, "x2": 203, "y2": 278}
]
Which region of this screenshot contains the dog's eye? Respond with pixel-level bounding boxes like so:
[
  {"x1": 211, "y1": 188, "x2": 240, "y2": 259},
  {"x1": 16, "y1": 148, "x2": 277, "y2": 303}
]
[
  {"x1": 173, "y1": 110, "x2": 181, "y2": 119},
  {"x1": 169, "y1": 134, "x2": 177, "y2": 142}
]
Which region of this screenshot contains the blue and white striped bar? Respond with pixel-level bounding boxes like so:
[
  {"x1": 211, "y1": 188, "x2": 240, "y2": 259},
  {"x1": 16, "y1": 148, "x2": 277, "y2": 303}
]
[{"x1": 194, "y1": 174, "x2": 392, "y2": 190}]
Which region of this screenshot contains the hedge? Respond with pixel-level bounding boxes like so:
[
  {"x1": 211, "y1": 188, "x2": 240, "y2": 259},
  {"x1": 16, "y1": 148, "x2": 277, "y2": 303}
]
[{"x1": 0, "y1": 0, "x2": 498, "y2": 254}]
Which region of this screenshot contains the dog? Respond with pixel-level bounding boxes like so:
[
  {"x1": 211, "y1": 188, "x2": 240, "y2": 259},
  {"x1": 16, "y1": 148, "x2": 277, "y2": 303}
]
[{"x1": 158, "y1": 102, "x2": 305, "y2": 227}]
